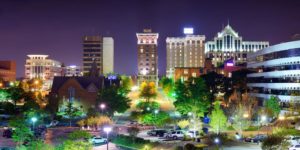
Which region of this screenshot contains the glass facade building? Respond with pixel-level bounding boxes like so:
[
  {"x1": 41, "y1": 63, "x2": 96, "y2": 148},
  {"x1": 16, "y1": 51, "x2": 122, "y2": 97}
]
[{"x1": 247, "y1": 40, "x2": 300, "y2": 105}]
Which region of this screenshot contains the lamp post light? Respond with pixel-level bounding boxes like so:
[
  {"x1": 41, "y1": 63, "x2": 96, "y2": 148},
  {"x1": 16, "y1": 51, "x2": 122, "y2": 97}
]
[
  {"x1": 146, "y1": 107, "x2": 150, "y2": 111},
  {"x1": 103, "y1": 127, "x2": 112, "y2": 150},
  {"x1": 31, "y1": 117, "x2": 37, "y2": 131},
  {"x1": 214, "y1": 137, "x2": 220, "y2": 149},
  {"x1": 100, "y1": 103, "x2": 106, "y2": 114}
]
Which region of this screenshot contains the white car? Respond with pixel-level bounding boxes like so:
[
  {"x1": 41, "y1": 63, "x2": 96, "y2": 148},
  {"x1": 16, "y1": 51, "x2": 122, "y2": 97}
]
[
  {"x1": 186, "y1": 130, "x2": 200, "y2": 138},
  {"x1": 165, "y1": 130, "x2": 185, "y2": 140},
  {"x1": 89, "y1": 136, "x2": 108, "y2": 144},
  {"x1": 288, "y1": 136, "x2": 300, "y2": 145},
  {"x1": 289, "y1": 144, "x2": 300, "y2": 150}
]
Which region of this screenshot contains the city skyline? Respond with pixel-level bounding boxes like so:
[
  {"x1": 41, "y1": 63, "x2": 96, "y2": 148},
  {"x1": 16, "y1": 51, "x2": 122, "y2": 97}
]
[{"x1": 0, "y1": 0, "x2": 300, "y2": 77}]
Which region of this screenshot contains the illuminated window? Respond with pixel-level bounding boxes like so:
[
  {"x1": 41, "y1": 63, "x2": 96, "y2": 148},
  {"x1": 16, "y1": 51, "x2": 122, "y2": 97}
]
[
  {"x1": 184, "y1": 69, "x2": 188, "y2": 74},
  {"x1": 140, "y1": 49, "x2": 144, "y2": 53}
]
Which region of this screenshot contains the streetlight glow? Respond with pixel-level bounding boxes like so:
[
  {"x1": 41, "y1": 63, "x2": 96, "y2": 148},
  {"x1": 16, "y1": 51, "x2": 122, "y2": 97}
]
[{"x1": 104, "y1": 126, "x2": 112, "y2": 150}]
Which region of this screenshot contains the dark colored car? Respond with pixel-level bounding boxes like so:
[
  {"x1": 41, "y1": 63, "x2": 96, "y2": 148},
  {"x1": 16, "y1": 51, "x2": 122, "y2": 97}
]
[
  {"x1": 147, "y1": 129, "x2": 168, "y2": 137},
  {"x1": 245, "y1": 134, "x2": 267, "y2": 143},
  {"x1": 2, "y1": 128, "x2": 13, "y2": 138}
]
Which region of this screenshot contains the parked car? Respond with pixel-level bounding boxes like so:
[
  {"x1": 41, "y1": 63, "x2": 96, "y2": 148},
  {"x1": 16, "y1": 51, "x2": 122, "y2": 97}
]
[
  {"x1": 245, "y1": 134, "x2": 267, "y2": 143},
  {"x1": 287, "y1": 136, "x2": 300, "y2": 145},
  {"x1": 89, "y1": 136, "x2": 108, "y2": 144},
  {"x1": 289, "y1": 144, "x2": 300, "y2": 150},
  {"x1": 165, "y1": 130, "x2": 185, "y2": 140},
  {"x1": 147, "y1": 129, "x2": 167, "y2": 137},
  {"x1": 186, "y1": 130, "x2": 200, "y2": 138}
]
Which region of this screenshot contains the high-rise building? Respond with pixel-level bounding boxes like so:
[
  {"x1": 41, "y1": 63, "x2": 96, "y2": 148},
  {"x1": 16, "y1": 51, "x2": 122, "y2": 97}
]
[
  {"x1": 137, "y1": 29, "x2": 159, "y2": 85},
  {"x1": 205, "y1": 24, "x2": 269, "y2": 67},
  {"x1": 82, "y1": 36, "x2": 114, "y2": 76},
  {"x1": 25, "y1": 54, "x2": 62, "y2": 90},
  {"x1": 166, "y1": 28, "x2": 205, "y2": 78},
  {"x1": 247, "y1": 40, "x2": 300, "y2": 107},
  {"x1": 0, "y1": 60, "x2": 16, "y2": 82},
  {"x1": 63, "y1": 65, "x2": 83, "y2": 77}
]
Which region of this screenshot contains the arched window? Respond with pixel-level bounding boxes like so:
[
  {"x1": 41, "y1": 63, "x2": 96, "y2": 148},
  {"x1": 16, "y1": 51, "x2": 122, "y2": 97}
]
[{"x1": 68, "y1": 87, "x2": 75, "y2": 102}]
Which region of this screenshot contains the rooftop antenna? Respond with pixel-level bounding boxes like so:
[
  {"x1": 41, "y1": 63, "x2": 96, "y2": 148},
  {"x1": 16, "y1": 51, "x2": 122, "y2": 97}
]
[{"x1": 227, "y1": 19, "x2": 230, "y2": 26}]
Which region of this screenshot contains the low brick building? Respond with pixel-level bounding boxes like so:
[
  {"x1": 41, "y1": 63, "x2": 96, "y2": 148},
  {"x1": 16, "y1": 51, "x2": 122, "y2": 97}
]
[
  {"x1": 0, "y1": 60, "x2": 16, "y2": 82},
  {"x1": 49, "y1": 76, "x2": 120, "y2": 110}
]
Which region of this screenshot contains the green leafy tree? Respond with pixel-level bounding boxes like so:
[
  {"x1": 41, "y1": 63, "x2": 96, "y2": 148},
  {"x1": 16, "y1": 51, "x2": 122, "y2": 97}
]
[
  {"x1": 57, "y1": 102, "x2": 84, "y2": 126},
  {"x1": 7, "y1": 87, "x2": 25, "y2": 107},
  {"x1": 142, "y1": 111, "x2": 170, "y2": 127},
  {"x1": 119, "y1": 75, "x2": 132, "y2": 95},
  {"x1": 0, "y1": 89, "x2": 10, "y2": 102},
  {"x1": 177, "y1": 120, "x2": 190, "y2": 129},
  {"x1": 17, "y1": 140, "x2": 54, "y2": 150},
  {"x1": 97, "y1": 86, "x2": 131, "y2": 116},
  {"x1": 139, "y1": 82, "x2": 157, "y2": 102},
  {"x1": 265, "y1": 96, "x2": 281, "y2": 118},
  {"x1": 136, "y1": 101, "x2": 160, "y2": 113},
  {"x1": 232, "y1": 105, "x2": 251, "y2": 135},
  {"x1": 209, "y1": 101, "x2": 227, "y2": 134},
  {"x1": 160, "y1": 77, "x2": 175, "y2": 98},
  {"x1": 174, "y1": 77, "x2": 210, "y2": 117},
  {"x1": 9, "y1": 117, "x2": 33, "y2": 147}
]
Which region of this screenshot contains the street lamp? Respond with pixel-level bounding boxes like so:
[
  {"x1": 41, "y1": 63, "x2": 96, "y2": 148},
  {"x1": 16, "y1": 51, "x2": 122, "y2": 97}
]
[
  {"x1": 104, "y1": 127, "x2": 112, "y2": 150},
  {"x1": 214, "y1": 137, "x2": 220, "y2": 149},
  {"x1": 31, "y1": 117, "x2": 37, "y2": 130},
  {"x1": 146, "y1": 107, "x2": 150, "y2": 111},
  {"x1": 100, "y1": 103, "x2": 106, "y2": 114}
]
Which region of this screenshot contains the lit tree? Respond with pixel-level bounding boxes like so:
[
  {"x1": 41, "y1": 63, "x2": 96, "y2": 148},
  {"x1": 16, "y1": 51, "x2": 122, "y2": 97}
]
[
  {"x1": 177, "y1": 119, "x2": 190, "y2": 129},
  {"x1": 139, "y1": 82, "x2": 157, "y2": 103},
  {"x1": 265, "y1": 96, "x2": 281, "y2": 118},
  {"x1": 97, "y1": 86, "x2": 131, "y2": 116},
  {"x1": 9, "y1": 117, "x2": 33, "y2": 147},
  {"x1": 160, "y1": 77, "x2": 175, "y2": 98},
  {"x1": 174, "y1": 77, "x2": 210, "y2": 117},
  {"x1": 119, "y1": 75, "x2": 133, "y2": 95},
  {"x1": 57, "y1": 101, "x2": 84, "y2": 127},
  {"x1": 209, "y1": 101, "x2": 227, "y2": 134},
  {"x1": 232, "y1": 105, "x2": 251, "y2": 135},
  {"x1": 0, "y1": 89, "x2": 9, "y2": 102}
]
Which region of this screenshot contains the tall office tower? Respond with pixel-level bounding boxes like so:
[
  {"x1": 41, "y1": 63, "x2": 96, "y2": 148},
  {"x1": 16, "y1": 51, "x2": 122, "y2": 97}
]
[
  {"x1": 166, "y1": 28, "x2": 206, "y2": 78},
  {"x1": 205, "y1": 24, "x2": 269, "y2": 67},
  {"x1": 137, "y1": 29, "x2": 159, "y2": 85},
  {"x1": 82, "y1": 36, "x2": 114, "y2": 76},
  {"x1": 25, "y1": 54, "x2": 62, "y2": 90}
]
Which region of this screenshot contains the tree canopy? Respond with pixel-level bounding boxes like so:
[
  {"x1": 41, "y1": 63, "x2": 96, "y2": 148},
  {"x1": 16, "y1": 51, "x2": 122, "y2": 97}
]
[
  {"x1": 265, "y1": 96, "x2": 281, "y2": 118},
  {"x1": 209, "y1": 101, "x2": 227, "y2": 134},
  {"x1": 174, "y1": 77, "x2": 211, "y2": 117},
  {"x1": 139, "y1": 82, "x2": 157, "y2": 103},
  {"x1": 97, "y1": 86, "x2": 131, "y2": 116}
]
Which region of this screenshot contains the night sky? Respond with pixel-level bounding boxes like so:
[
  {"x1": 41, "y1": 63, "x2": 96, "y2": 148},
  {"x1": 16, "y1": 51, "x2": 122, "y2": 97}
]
[{"x1": 0, "y1": 0, "x2": 300, "y2": 77}]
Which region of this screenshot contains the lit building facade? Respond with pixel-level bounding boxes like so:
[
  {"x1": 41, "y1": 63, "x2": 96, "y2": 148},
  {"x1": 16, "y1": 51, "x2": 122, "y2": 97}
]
[
  {"x1": 25, "y1": 55, "x2": 62, "y2": 90},
  {"x1": 82, "y1": 36, "x2": 114, "y2": 75},
  {"x1": 64, "y1": 65, "x2": 83, "y2": 77},
  {"x1": 166, "y1": 30, "x2": 205, "y2": 78},
  {"x1": 205, "y1": 24, "x2": 269, "y2": 67},
  {"x1": 247, "y1": 40, "x2": 300, "y2": 105},
  {"x1": 137, "y1": 29, "x2": 158, "y2": 85},
  {"x1": 0, "y1": 60, "x2": 16, "y2": 82}
]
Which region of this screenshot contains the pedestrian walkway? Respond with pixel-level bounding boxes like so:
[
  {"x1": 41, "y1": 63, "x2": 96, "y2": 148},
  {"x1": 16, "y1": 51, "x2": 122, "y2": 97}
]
[{"x1": 93, "y1": 143, "x2": 119, "y2": 150}]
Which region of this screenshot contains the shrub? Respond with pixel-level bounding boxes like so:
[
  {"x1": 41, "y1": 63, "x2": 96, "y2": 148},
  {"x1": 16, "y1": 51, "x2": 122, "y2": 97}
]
[
  {"x1": 127, "y1": 126, "x2": 140, "y2": 143},
  {"x1": 57, "y1": 140, "x2": 93, "y2": 150},
  {"x1": 261, "y1": 135, "x2": 290, "y2": 150},
  {"x1": 184, "y1": 143, "x2": 196, "y2": 150},
  {"x1": 68, "y1": 130, "x2": 92, "y2": 140}
]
